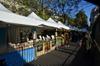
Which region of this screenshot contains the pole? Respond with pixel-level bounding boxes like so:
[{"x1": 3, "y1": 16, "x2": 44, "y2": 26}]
[
  {"x1": 32, "y1": 27, "x2": 37, "y2": 59},
  {"x1": 7, "y1": 24, "x2": 9, "y2": 52},
  {"x1": 55, "y1": 29, "x2": 58, "y2": 48}
]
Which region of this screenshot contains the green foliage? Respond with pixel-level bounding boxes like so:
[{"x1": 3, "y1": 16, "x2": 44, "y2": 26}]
[
  {"x1": 75, "y1": 10, "x2": 88, "y2": 28},
  {"x1": 68, "y1": 18, "x2": 76, "y2": 26},
  {"x1": 67, "y1": 10, "x2": 88, "y2": 28}
]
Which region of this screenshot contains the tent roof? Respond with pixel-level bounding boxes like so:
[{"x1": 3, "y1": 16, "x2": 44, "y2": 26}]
[
  {"x1": 68, "y1": 25, "x2": 79, "y2": 31},
  {"x1": 47, "y1": 18, "x2": 70, "y2": 30},
  {"x1": 28, "y1": 12, "x2": 44, "y2": 21},
  {"x1": 0, "y1": 4, "x2": 43, "y2": 26},
  {"x1": 79, "y1": 28, "x2": 88, "y2": 32},
  {"x1": 47, "y1": 18, "x2": 56, "y2": 23},
  {"x1": 39, "y1": 22, "x2": 60, "y2": 29},
  {"x1": 0, "y1": 3, "x2": 12, "y2": 13},
  {"x1": 68, "y1": 25, "x2": 88, "y2": 32},
  {"x1": 47, "y1": 18, "x2": 61, "y2": 28},
  {"x1": 28, "y1": 12, "x2": 60, "y2": 29},
  {"x1": 0, "y1": 11, "x2": 43, "y2": 26},
  {"x1": 58, "y1": 21, "x2": 70, "y2": 30}
]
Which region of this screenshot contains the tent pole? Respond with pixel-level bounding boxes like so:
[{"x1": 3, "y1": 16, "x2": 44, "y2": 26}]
[
  {"x1": 55, "y1": 28, "x2": 58, "y2": 48},
  {"x1": 7, "y1": 24, "x2": 10, "y2": 52},
  {"x1": 32, "y1": 28, "x2": 37, "y2": 59}
]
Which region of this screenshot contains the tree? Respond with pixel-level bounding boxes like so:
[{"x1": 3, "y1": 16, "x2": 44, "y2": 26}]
[
  {"x1": 0, "y1": 0, "x2": 91, "y2": 22},
  {"x1": 40, "y1": 0, "x2": 91, "y2": 24},
  {"x1": 68, "y1": 18, "x2": 76, "y2": 26},
  {"x1": 75, "y1": 10, "x2": 88, "y2": 28}
]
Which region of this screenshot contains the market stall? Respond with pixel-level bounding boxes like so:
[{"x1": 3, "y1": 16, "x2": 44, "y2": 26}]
[{"x1": 0, "y1": 3, "x2": 44, "y2": 66}]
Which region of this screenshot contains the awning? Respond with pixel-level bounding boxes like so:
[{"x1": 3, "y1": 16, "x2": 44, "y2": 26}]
[
  {"x1": 47, "y1": 18, "x2": 61, "y2": 29},
  {"x1": 47, "y1": 18, "x2": 70, "y2": 30},
  {"x1": 28, "y1": 12, "x2": 60, "y2": 29},
  {"x1": 69, "y1": 25, "x2": 78, "y2": 31},
  {"x1": 68, "y1": 25, "x2": 88, "y2": 32},
  {"x1": 47, "y1": 18, "x2": 57, "y2": 23},
  {"x1": 0, "y1": 3, "x2": 12, "y2": 13},
  {"x1": 58, "y1": 21, "x2": 70, "y2": 30},
  {"x1": 28, "y1": 12, "x2": 44, "y2": 21},
  {"x1": 79, "y1": 28, "x2": 88, "y2": 32},
  {"x1": 0, "y1": 11, "x2": 43, "y2": 26}
]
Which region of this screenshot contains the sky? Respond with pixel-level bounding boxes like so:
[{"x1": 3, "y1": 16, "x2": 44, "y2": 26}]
[
  {"x1": 83, "y1": 4, "x2": 95, "y2": 26},
  {"x1": 78, "y1": 1, "x2": 96, "y2": 26},
  {"x1": 66, "y1": 1, "x2": 96, "y2": 26}
]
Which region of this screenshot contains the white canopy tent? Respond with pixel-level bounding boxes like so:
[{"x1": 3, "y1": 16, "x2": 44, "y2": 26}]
[
  {"x1": 0, "y1": 3, "x2": 12, "y2": 13},
  {"x1": 0, "y1": 3, "x2": 44, "y2": 26},
  {"x1": 68, "y1": 25, "x2": 88, "y2": 32},
  {"x1": 28, "y1": 12, "x2": 44, "y2": 21},
  {"x1": 68, "y1": 25, "x2": 79, "y2": 31},
  {"x1": 47, "y1": 18, "x2": 62, "y2": 29},
  {"x1": 47, "y1": 18, "x2": 57, "y2": 23},
  {"x1": 41, "y1": 21, "x2": 61, "y2": 29},
  {"x1": 0, "y1": 11, "x2": 44, "y2": 26},
  {"x1": 79, "y1": 28, "x2": 88, "y2": 32},
  {"x1": 28, "y1": 12, "x2": 61, "y2": 29},
  {"x1": 47, "y1": 18, "x2": 71, "y2": 30},
  {"x1": 58, "y1": 21, "x2": 70, "y2": 30}
]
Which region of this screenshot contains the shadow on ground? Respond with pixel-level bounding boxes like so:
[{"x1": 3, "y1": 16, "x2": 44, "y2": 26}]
[{"x1": 69, "y1": 46, "x2": 100, "y2": 66}]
